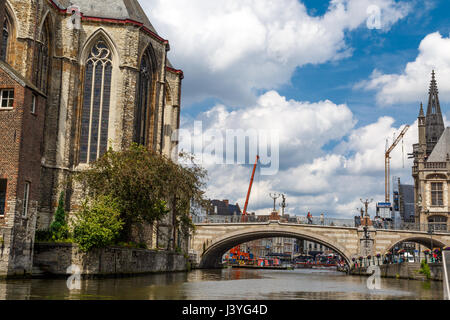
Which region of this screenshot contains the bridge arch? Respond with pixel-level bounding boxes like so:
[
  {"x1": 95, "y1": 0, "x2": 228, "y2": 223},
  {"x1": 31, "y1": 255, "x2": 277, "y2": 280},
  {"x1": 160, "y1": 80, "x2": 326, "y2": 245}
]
[
  {"x1": 384, "y1": 236, "x2": 447, "y2": 253},
  {"x1": 198, "y1": 225, "x2": 354, "y2": 269}
]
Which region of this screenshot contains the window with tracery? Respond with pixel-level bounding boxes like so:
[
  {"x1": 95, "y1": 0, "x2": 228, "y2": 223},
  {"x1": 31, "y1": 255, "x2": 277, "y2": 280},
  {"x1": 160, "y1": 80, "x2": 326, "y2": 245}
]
[
  {"x1": 34, "y1": 22, "x2": 50, "y2": 93},
  {"x1": 79, "y1": 40, "x2": 112, "y2": 164},
  {"x1": 1, "y1": 15, "x2": 10, "y2": 61},
  {"x1": 134, "y1": 50, "x2": 154, "y2": 146}
]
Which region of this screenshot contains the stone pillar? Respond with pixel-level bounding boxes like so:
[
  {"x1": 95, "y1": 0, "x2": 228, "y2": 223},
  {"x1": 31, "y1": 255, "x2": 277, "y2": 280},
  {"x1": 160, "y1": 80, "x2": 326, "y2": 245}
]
[
  {"x1": 0, "y1": 1, "x2": 5, "y2": 60},
  {"x1": 0, "y1": 1, "x2": 5, "y2": 46},
  {"x1": 358, "y1": 226, "x2": 375, "y2": 257}
]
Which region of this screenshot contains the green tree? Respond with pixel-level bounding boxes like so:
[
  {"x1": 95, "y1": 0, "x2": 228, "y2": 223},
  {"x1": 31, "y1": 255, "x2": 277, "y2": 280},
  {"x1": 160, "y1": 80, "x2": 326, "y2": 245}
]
[
  {"x1": 49, "y1": 192, "x2": 69, "y2": 240},
  {"x1": 72, "y1": 196, "x2": 124, "y2": 252},
  {"x1": 75, "y1": 144, "x2": 207, "y2": 242},
  {"x1": 166, "y1": 152, "x2": 208, "y2": 248}
]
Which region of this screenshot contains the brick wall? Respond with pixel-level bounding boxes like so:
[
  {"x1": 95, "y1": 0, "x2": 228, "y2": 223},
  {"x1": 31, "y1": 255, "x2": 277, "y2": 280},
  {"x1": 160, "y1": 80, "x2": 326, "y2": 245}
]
[
  {"x1": 0, "y1": 69, "x2": 25, "y2": 227},
  {"x1": 0, "y1": 64, "x2": 46, "y2": 276}
]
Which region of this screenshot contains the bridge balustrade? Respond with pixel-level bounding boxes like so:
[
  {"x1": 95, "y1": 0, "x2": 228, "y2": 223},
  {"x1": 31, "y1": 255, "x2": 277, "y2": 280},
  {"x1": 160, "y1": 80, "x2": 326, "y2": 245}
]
[
  {"x1": 192, "y1": 215, "x2": 356, "y2": 227},
  {"x1": 192, "y1": 215, "x2": 450, "y2": 234},
  {"x1": 372, "y1": 221, "x2": 450, "y2": 234}
]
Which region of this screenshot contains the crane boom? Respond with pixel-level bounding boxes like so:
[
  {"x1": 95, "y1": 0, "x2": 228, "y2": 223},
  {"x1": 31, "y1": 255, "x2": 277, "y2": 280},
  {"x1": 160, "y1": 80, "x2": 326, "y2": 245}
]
[
  {"x1": 243, "y1": 155, "x2": 259, "y2": 217},
  {"x1": 385, "y1": 125, "x2": 409, "y2": 203}
]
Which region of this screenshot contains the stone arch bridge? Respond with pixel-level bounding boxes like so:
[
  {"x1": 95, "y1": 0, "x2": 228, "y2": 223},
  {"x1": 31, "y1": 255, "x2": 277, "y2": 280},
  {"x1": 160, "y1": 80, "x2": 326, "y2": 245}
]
[{"x1": 189, "y1": 221, "x2": 450, "y2": 269}]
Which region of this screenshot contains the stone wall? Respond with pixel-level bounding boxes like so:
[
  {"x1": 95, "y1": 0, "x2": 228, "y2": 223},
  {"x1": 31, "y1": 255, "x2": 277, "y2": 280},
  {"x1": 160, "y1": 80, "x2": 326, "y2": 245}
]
[
  {"x1": 33, "y1": 243, "x2": 187, "y2": 277},
  {"x1": 350, "y1": 263, "x2": 443, "y2": 281}
]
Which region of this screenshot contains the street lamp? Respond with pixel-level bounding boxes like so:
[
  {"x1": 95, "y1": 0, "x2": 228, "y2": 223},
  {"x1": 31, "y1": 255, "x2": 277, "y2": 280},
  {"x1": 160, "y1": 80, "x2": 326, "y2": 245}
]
[{"x1": 428, "y1": 224, "x2": 434, "y2": 262}]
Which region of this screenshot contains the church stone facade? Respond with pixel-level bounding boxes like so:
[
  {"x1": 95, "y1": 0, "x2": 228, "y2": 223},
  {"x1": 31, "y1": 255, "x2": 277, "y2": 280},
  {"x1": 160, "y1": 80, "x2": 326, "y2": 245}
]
[
  {"x1": 412, "y1": 71, "x2": 449, "y2": 232},
  {"x1": 0, "y1": 0, "x2": 183, "y2": 276}
]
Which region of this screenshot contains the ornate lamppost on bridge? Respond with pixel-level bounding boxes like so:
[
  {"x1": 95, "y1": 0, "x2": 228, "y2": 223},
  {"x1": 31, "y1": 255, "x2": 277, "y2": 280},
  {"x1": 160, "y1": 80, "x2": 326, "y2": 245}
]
[
  {"x1": 280, "y1": 194, "x2": 288, "y2": 215},
  {"x1": 269, "y1": 193, "x2": 281, "y2": 212},
  {"x1": 360, "y1": 198, "x2": 373, "y2": 227},
  {"x1": 428, "y1": 224, "x2": 434, "y2": 262}
]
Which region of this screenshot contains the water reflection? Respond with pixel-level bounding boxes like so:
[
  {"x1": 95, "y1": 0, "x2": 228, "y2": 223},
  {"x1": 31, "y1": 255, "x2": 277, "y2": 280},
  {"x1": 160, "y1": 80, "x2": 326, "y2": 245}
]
[{"x1": 0, "y1": 268, "x2": 443, "y2": 300}]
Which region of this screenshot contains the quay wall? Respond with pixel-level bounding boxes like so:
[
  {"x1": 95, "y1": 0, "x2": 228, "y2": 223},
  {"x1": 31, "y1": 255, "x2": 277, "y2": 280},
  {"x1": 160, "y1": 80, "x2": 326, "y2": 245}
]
[
  {"x1": 350, "y1": 263, "x2": 443, "y2": 281},
  {"x1": 32, "y1": 243, "x2": 188, "y2": 278}
]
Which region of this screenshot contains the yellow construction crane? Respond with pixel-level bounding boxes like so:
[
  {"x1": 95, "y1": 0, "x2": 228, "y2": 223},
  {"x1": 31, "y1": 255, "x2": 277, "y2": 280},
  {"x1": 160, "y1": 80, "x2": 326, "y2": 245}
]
[{"x1": 385, "y1": 125, "x2": 409, "y2": 203}]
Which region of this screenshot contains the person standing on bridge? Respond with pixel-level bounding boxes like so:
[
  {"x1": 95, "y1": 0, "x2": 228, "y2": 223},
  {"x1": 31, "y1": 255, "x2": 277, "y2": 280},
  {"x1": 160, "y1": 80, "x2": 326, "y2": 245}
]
[
  {"x1": 307, "y1": 212, "x2": 313, "y2": 224},
  {"x1": 320, "y1": 213, "x2": 325, "y2": 225}
]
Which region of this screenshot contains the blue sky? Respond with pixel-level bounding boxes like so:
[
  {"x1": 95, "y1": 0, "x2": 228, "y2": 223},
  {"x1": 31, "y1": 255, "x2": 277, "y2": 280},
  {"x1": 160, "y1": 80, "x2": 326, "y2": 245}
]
[
  {"x1": 183, "y1": 0, "x2": 447, "y2": 128},
  {"x1": 144, "y1": 0, "x2": 450, "y2": 217}
]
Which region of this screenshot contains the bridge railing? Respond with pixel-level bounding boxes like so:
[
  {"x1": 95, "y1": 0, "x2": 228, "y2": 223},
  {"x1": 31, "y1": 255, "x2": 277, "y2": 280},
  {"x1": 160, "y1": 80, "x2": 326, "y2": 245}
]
[
  {"x1": 191, "y1": 215, "x2": 355, "y2": 227},
  {"x1": 193, "y1": 215, "x2": 450, "y2": 233},
  {"x1": 373, "y1": 221, "x2": 450, "y2": 234}
]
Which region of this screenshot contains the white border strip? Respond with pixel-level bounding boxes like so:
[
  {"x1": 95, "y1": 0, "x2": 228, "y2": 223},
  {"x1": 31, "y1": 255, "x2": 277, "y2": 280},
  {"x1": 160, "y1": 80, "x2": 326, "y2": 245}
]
[{"x1": 443, "y1": 251, "x2": 450, "y2": 300}]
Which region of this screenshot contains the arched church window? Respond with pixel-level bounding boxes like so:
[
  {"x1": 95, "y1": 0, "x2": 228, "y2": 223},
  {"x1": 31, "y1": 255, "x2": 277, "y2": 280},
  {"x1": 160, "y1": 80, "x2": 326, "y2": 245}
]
[
  {"x1": 1, "y1": 15, "x2": 10, "y2": 61},
  {"x1": 79, "y1": 40, "x2": 113, "y2": 164},
  {"x1": 134, "y1": 49, "x2": 154, "y2": 146},
  {"x1": 34, "y1": 22, "x2": 50, "y2": 93}
]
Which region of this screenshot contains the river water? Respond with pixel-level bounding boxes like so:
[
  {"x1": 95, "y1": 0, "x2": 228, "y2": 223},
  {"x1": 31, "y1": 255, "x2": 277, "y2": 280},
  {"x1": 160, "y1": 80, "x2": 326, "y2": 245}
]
[{"x1": 0, "y1": 268, "x2": 443, "y2": 300}]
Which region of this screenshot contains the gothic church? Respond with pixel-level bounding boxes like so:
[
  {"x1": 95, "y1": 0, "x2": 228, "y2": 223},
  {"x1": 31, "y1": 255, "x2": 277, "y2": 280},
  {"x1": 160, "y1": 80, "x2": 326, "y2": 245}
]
[{"x1": 0, "y1": 0, "x2": 182, "y2": 276}]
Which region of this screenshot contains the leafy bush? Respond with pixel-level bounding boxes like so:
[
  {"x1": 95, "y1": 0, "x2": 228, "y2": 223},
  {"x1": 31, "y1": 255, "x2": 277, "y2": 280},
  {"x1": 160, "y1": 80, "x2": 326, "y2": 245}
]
[
  {"x1": 75, "y1": 144, "x2": 208, "y2": 244},
  {"x1": 73, "y1": 196, "x2": 124, "y2": 252},
  {"x1": 419, "y1": 259, "x2": 431, "y2": 279}
]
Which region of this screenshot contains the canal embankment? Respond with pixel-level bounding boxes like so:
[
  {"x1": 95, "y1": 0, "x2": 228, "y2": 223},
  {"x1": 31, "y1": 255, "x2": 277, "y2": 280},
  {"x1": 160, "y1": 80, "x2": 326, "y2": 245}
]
[
  {"x1": 32, "y1": 243, "x2": 188, "y2": 278},
  {"x1": 350, "y1": 262, "x2": 443, "y2": 281}
]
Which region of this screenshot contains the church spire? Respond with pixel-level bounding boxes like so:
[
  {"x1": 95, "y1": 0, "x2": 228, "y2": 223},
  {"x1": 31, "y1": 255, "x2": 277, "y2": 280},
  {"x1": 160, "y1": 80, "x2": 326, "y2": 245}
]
[
  {"x1": 425, "y1": 70, "x2": 445, "y2": 155},
  {"x1": 426, "y1": 70, "x2": 442, "y2": 115},
  {"x1": 418, "y1": 102, "x2": 426, "y2": 152}
]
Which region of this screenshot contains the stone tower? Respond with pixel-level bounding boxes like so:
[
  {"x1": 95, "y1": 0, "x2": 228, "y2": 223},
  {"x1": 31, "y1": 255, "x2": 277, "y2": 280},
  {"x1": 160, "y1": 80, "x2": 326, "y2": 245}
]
[
  {"x1": 412, "y1": 70, "x2": 450, "y2": 231},
  {"x1": 425, "y1": 70, "x2": 445, "y2": 156}
]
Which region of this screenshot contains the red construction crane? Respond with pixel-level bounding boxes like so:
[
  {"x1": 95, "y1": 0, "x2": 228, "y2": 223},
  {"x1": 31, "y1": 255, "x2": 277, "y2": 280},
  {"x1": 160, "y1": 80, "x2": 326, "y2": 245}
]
[{"x1": 241, "y1": 155, "x2": 259, "y2": 222}]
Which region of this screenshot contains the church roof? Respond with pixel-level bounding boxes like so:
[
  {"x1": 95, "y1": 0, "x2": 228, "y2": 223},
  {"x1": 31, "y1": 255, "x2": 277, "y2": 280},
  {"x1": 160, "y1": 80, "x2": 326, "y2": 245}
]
[
  {"x1": 427, "y1": 127, "x2": 450, "y2": 162},
  {"x1": 52, "y1": 0, "x2": 158, "y2": 34}
]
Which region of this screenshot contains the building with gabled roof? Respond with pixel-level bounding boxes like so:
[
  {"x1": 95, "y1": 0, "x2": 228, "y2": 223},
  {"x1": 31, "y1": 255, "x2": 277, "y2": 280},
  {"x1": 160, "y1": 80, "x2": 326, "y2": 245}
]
[{"x1": 412, "y1": 71, "x2": 449, "y2": 231}]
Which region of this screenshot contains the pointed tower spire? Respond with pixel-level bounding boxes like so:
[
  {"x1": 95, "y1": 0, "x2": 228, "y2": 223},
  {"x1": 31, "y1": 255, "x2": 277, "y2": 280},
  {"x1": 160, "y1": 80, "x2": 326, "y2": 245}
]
[
  {"x1": 418, "y1": 102, "x2": 426, "y2": 152},
  {"x1": 425, "y1": 70, "x2": 445, "y2": 155},
  {"x1": 427, "y1": 70, "x2": 441, "y2": 115}
]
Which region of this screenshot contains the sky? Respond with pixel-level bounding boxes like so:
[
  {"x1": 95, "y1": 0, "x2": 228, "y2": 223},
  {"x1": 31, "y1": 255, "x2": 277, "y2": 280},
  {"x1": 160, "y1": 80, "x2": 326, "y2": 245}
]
[{"x1": 141, "y1": 0, "x2": 450, "y2": 218}]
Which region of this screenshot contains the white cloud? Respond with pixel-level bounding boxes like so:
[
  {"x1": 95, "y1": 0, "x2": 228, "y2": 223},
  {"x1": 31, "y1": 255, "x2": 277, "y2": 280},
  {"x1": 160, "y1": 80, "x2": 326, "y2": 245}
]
[
  {"x1": 360, "y1": 32, "x2": 450, "y2": 105},
  {"x1": 337, "y1": 116, "x2": 417, "y2": 174},
  {"x1": 181, "y1": 91, "x2": 419, "y2": 218},
  {"x1": 143, "y1": 0, "x2": 410, "y2": 105},
  {"x1": 180, "y1": 90, "x2": 355, "y2": 169}
]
